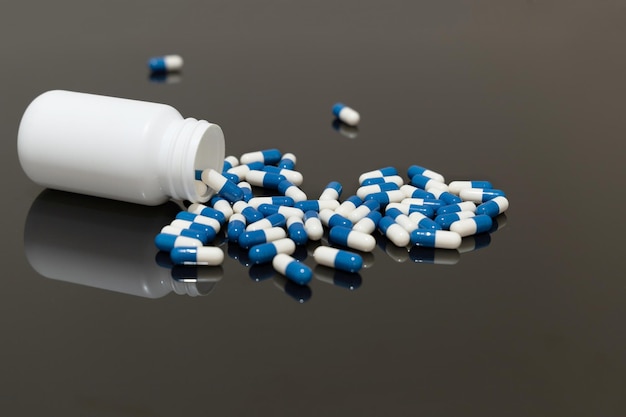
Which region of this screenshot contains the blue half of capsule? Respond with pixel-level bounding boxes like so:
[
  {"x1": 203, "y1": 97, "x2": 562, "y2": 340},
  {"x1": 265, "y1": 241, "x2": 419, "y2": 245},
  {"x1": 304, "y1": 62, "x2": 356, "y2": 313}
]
[{"x1": 288, "y1": 221, "x2": 308, "y2": 245}]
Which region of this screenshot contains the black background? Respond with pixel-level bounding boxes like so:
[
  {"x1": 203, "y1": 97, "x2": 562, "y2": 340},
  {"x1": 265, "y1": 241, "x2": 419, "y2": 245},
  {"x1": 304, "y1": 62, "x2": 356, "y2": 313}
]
[{"x1": 1, "y1": 1, "x2": 625, "y2": 416}]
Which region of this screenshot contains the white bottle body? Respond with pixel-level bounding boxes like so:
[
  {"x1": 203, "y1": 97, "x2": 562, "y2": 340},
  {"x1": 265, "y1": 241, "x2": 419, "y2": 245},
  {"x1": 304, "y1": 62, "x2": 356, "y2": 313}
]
[{"x1": 17, "y1": 90, "x2": 225, "y2": 205}]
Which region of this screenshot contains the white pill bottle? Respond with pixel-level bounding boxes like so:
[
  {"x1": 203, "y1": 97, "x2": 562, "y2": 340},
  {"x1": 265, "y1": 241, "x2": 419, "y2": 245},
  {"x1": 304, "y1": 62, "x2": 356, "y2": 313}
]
[{"x1": 18, "y1": 90, "x2": 225, "y2": 205}]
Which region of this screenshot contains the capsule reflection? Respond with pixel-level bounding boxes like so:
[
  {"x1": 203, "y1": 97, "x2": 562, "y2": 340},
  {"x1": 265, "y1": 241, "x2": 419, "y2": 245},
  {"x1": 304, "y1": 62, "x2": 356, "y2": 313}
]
[{"x1": 314, "y1": 265, "x2": 362, "y2": 291}]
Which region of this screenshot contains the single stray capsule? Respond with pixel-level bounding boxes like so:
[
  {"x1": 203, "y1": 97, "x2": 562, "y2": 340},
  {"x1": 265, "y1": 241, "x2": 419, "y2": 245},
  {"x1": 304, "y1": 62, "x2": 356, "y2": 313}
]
[
  {"x1": 246, "y1": 212, "x2": 287, "y2": 231},
  {"x1": 277, "y1": 152, "x2": 297, "y2": 170},
  {"x1": 240, "y1": 148, "x2": 282, "y2": 165},
  {"x1": 407, "y1": 164, "x2": 445, "y2": 184},
  {"x1": 295, "y1": 199, "x2": 340, "y2": 212},
  {"x1": 226, "y1": 213, "x2": 247, "y2": 242},
  {"x1": 272, "y1": 253, "x2": 312, "y2": 285},
  {"x1": 313, "y1": 246, "x2": 363, "y2": 273},
  {"x1": 262, "y1": 166, "x2": 303, "y2": 185},
  {"x1": 328, "y1": 226, "x2": 376, "y2": 252},
  {"x1": 448, "y1": 180, "x2": 494, "y2": 195},
  {"x1": 475, "y1": 196, "x2": 509, "y2": 217},
  {"x1": 170, "y1": 247, "x2": 224, "y2": 266},
  {"x1": 287, "y1": 217, "x2": 309, "y2": 245},
  {"x1": 332, "y1": 102, "x2": 360, "y2": 126},
  {"x1": 436, "y1": 201, "x2": 477, "y2": 215},
  {"x1": 449, "y1": 214, "x2": 493, "y2": 237},
  {"x1": 232, "y1": 201, "x2": 264, "y2": 223},
  {"x1": 459, "y1": 188, "x2": 506, "y2": 203},
  {"x1": 201, "y1": 169, "x2": 244, "y2": 203},
  {"x1": 410, "y1": 174, "x2": 449, "y2": 192},
  {"x1": 277, "y1": 180, "x2": 307, "y2": 202},
  {"x1": 238, "y1": 227, "x2": 287, "y2": 249},
  {"x1": 303, "y1": 211, "x2": 324, "y2": 240},
  {"x1": 249, "y1": 238, "x2": 296, "y2": 264},
  {"x1": 319, "y1": 181, "x2": 343, "y2": 201},
  {"x1": 148, "y1": 54, "x2": 183, "y2": 72},
  {"x1": 319, "y1": 208, "x2": 353, "y2": 229},
  {"x1": 352, "y1": 210, "x2": 382, "y2": 234},
  {"x1": 154, "y1": 234, "x2": 202, "y2": 251},
  {"x1": 378, "y1": 216, "x2": 411, "y2": 247},
  {"x1": 410, "y1": 229, "x2": 462, "y2": 250},
  {"x1": 358, "y1": 167, "x2": 398, "y2": 184},
  {"x1": 434, "y1": 211, "x2": 476, "y2": 230}
]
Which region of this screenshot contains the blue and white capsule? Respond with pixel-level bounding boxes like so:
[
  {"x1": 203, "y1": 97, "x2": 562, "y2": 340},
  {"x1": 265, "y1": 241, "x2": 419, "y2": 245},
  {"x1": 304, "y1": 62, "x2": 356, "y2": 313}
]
[
  {"x1": 400, "y1": 184, "x2": 436, "y2": 200},
  {"x1": 410, "y1": 174, "x2": 449, "y2": 192},
  {"x1": 237, "y1": 182, "x2": 253, "y2": 202},
  {"x1": 277, "y1": 180, "x2": 307, "y2": 202},
  {"x1": 409, "y1": 229, "x2": 462, "y2": 249},
  {"x1": 287, "y1": 217, "x2": 309, "y2": 245},
  {"x1": 227, "y1": 161, "x2": 265, "y2": 179},
  {"x1": 356, "y1": 182, "x2": 399, "y2": 199},
  {"x1": 436, "y1": 201, "x2": 477, "y2": 215},
  {"x1": 226, "y1": 213, "x2": 247, "y2": 242},
  {"x1": 347, "y1": 199, "x2": 380, "y2": 223},
  {"x1": 240, "y1": 148, "x2": 282, "y2": 165},
  {"x1": 449, "y1": 214, "x2": 493, "y2": 237},
  {"x1": 401, "y1": 198, "x2": 446, "y2": 210},
  {"x1": 245, "y1": 170, "x2": 286, "y2": 189},
  {"x1": 248, "y1": 196, "x2": 294, "y2": 208},
  {"x1": 319, "y1": 181, "x2": 343, "y2": 201},
  {"x1": 222, "y1": 155, "x2": 239, "y2": 173},
  {"x1": 358, "y1": 167, "x2": 398, "y2": 184},
  {"x1": 329, "y1": 226, "x2": 376, "y2": 252},
  {"x1": 232, "y1": 201, "x2": 264, "y2": 223},
  {"x1": 170, "y1": 247, "x2": 224, "y2": 266},
  {"x1": 360, "y1": 175, "x2": 404, "y2": 187},
  {"x1": 170, "y1": 219, "x2": 217, "y2": 241},
  {"x1": 352, "y1": 210, "x2": 382, "y2": 234},
  {"x1": 385, "y1": 208, "x2": 425, "y2": 232},
  {"x1": 448, "y1": 180, "x2": 494, "y2": 195},
  {"x1": 160, "y1": 225, "x2": 210, "y2": 244},
  {"x1": 428, "y1": 188, "x2": 463, "y2": 205},
  {"x1": 262, "y1": 166, "x2": 303, "y2": 185},
  {"x1": 475, "y1": 196, "x2": 509, "y2": 217},
  {"x1": 364, "y1": 190, "x2": 405, "y2": 206},
  {"x1": 407, "y1": 164, "x2": 445, "y2": 184},
  {"x1": 154, "y1": 233, "x2": 203, "y2": 251},
  {"x1": 246, "y1": 212, "x2": 286, "y2": 231},
  {"x1": 408, "y1": 212, "x2": 442, "y2": 230},
  {"x1": 459, "y1": 188, "x2": 506, "y2": 203},
  {"x1": 201, "y1": 169, "x2": 244, "y2": 203},
  {"x1": 295, "y1": 199, "x2": 340, "y2": 212},
  {"x1": 332, "y1": 102, "x2": 360, "y2": 126},
  {"x1": 222, "y1": 172, "x2": 240, "y2": 183},
  {"x1": 148, "y1": 54, "x2": 183, "y2": 72},
  {"x1": 319, "y1": 208, "x2": 352, "y2": 229},
  {"x1": 303, "y1": 211, "x2": 324, "y2": 241},
  {"x1": 187, "y1": 203, "x2": 226, "y2": 224},
  {"x1": 313, "y1": 246, "x2": 363, "y2": 273},
  {"x1": 209, "y1": 195, "x2": 234, "y2": 220},
  {"x1": 238, "y1": 227, "x2": 287, "y2": 249},
  {"x1": 257, "y1": 204, "x2": 304, "y2": 219},
  {"x1": 434, "y1": 211, "x2": 476, "y2": 230},
  {"x1": 249, "y1": 238, "x2": 296, "y2": 264},
  {"x1": 334, "y1": 195, "x2": 363, "y2": 217},
  {"x1": 175, "y1": 211, "x2": 221, "y2": 234},
  {"x1": 272, "y1": 253, "x2": 312, "y2": 285},
  {"x1": 385, "y1": 202, "x2": 435, "y2": 218},
  {"x1": 277, "y1": 152, "x2": 297, "y2": 170},
  {"x1": 378, "y1": 216, "x2": 411, "y2": 247}
]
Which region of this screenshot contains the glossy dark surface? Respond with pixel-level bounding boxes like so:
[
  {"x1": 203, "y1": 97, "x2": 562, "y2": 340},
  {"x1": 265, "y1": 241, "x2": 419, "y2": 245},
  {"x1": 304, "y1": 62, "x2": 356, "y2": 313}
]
[{"x1": 1, "y1": 1, "x2": 625, "y2": 416}]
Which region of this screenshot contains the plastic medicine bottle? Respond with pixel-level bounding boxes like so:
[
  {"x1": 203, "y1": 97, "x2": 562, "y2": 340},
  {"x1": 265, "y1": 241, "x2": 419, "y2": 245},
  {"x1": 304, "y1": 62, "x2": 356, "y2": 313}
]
[{"x1": 17, "y1": 90, "x2": 225, "y2": 205}]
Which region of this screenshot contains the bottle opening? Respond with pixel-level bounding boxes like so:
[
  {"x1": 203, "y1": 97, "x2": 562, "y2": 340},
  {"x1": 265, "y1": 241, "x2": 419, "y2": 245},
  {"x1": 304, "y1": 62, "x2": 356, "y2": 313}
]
[{"x1": 187, "y1": 122, "x2": 225, "y2": 202}]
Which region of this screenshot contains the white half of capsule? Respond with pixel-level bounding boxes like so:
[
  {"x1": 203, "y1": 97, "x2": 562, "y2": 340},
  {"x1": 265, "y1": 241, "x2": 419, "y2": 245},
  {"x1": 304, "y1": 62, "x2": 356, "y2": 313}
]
[
  {"x1": 244, "y1": 170, "x2": 273, "y2": 186},
  {"x1": 281, "y1": 152, "x2": 297, "y2": 165},
  {"x1": 227, "y1": 164, "x2": 251, "y2": 178},
  {"x1": 394, "y1": 213, "x2": 419, "y2": 233},
  {"x1": 433, "y1": 231, "x2": 462, "y2": 249},
  {"x1": 338, "y1": 106, "x2": 360, "y2": 126},
  {"x1": 224, "y1": 155, "x2": 239, "y2": 168},
  {"x1": 347, "y1": 204, "x2": 375, "y2": 223},
  {"x1": 232, "y1": 201, "x2": 253, "y2": 214},
  {"x1": 344, "y1": 230, "x2": 376, "y2": 252},
  {"x1": 421, "y1": 169, "x2": 445, "y2": 184},
  {"x1": 163, "y1": 54, "x2": 184, "y2": 71},
  {"x1": 248, "y1": 197, "x2": 279, "y2": 208},
  {"x1": 270, "y1": 238, "x2": 297, "y2": 255},
  {"x1": 246, "y1": 216, "x2": 281, "y2": 231},
  {"x1": 316, "y1": 199, "x2": 341, "y2": 211},
  {"x1": 379, "y1": 190, "x2": 406, "y2": 203},
  {"x1": 422, "y1": 179, "x2": 449, "y2": 192},
  {"x1": 358, "y1": 168, "x2": 395, "y2": 184},
  {"x1": 319, "y1": 188, "x2": 340, "y2": 201},
  {"x1": 239, "y1": 150, "x2": 266, "y2": 164},
  {"x1": 352, "y1": 216, "x2": 378, "y2": 234},
  {"x1": 453, "y1": 201, "x2": 478, "y2": 213},
  {"x1": 257, "y1": 227, "x2": 288, "y2": 242},
  {"x1": 202, "y1": 169, "x2": 227, "y2": 191},
  {"x1": 276, "y1": 169, "x2": 303, "y2": 185},
  {"x1": 356, "y1": 184, "x2": 397, "y2": 199},
  {"x1": 187, "y1": 247, "x2": 225, "y2": 265},
  {"x1": 194, "y1": 180, "x2": 208, "y2": 196},
  {"x1": 382, "y1": 222, "x2": 411, "y2": 247},
  {"x1": 274, "y1": 206, "x2": 304, "y2": 219},
  {"x1": 272, "y1": 253, "x2": 299, "y2": 275},
  {"x1": 449, "y1": 218, "x2": 485, "y2": 237},
  {"x1": 283, "y1": 185, "x2": 307, "y2": 202},
  {"x1": 318, "y1": 208, "x2": 342, "y2": 227},
  {"x1": 304, "y1": 216, "x2": 324, "y2": 241},
  {"x1": 188, "y1": 214, "x2": 221, "y2": 232},
  {"x1": 211, "y1": 199, "x2": 233, "y2": 220}
]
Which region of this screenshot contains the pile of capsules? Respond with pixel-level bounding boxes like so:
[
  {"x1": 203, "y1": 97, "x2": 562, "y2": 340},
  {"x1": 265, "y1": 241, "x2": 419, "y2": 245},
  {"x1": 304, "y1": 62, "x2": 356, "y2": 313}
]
[{"x1": 154, "y1": 148, "x2": 509, "y2": 286}]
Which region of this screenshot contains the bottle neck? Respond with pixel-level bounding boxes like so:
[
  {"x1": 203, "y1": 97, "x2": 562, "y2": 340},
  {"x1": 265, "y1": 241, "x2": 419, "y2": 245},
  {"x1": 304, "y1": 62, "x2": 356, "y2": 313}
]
[{"x1": 159, "y1": 117, "x2": 225, "y2": 203}]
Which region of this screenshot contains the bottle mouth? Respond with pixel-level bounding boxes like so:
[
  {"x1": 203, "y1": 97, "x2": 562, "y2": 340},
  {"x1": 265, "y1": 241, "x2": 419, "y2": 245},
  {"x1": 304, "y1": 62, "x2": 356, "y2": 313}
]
[{"x1": 185, "y1": 122, "x2": 225, "y2": 203}]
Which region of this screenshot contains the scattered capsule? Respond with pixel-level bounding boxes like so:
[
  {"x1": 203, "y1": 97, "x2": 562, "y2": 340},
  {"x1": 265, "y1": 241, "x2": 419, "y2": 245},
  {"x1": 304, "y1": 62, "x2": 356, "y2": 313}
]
[
  {"x1": 475, "y1": 196, "x2": 509, "y2": 217},
  {"x1": 287, "y1": 217, "x2": 309, "y2": 245},
  {"x1": 434, "y1": 211, "x2": 476, "y2": 230},
  {"x1": 332, "y1": 102, "x2": 360, "y2": 126},
  {"x1": 187, "y1": 203, "x2": 226, "y2": 224},
  {"x1": 154, "y1": 233, "x2": 203, "y2": 251},
  {"x1": 240, "y1": 148, "x2": 282, "y2": 165},
  {"x1": 201, "y1": 169, "x2": 244, "y2": 203},
  {"x1": 222, "y1": 155, "x2": 239, "y2": 172},
  {"x1": 314, "y1": 265, "x2": 362, "y2": 290},
  {"x1": 148, "y1": 54, "x2": 183, "y2": 72},
  {"x1": 257, "y1": 204, "x2": 304, "y2": 220},
  {"x1": 175, "y1": 211, "x2": 221, "y2": 234},
  {"x1": 209, "y1": 195, "x2": 234, "y2": 220},
  {"x1": 448, "y1": 180, "x2": 494, "y2": 195},
  {"x1": 238, "y1": 227, "x2": 287, "y2": 249},
  {"x1": 409, "y1": 246, "x2": 460, "y2": 265},
  {"x1": 410, "y1": 174, "x2": 449, "y2": 192},
  {"x1": 352, "y1": 210, "x2": 382, "y2": 234},
  {"x1": 313, "y1": 246, "x2": 363, "y2": 273},
  {"x1": 237, "y1": 182, "x2": 253, "y2": 202},
  {"x1": 347, "y1": 199, "x2": 380, "y2": 223},
  {"x1": 400, "y1": 184, "x2": 436, "y2": 200},
  {"x1": 246, "y1": 212, "x2": 287, "y2": 231},
  {"x1": 249, "y1": 238, "x2": 296, "y2": 264},
  {"x1": 358, "y1": 167, "x2": 398, "y2": 184},
  {"x1": 262, "y1": 166, "x2": 303, "y2": 185},
  {"x1": 303, "y1": 211, "x2": 324, "y2": 241},
  {"x1": 160, "y1": 225, "x2": 210, "y2": 244},
  {"x1": 436, "y1": 201, "x2": 477, "y2": 215},
  {"x1": 459, "y1": 188, "x2": 507, "y2": 203},
  {"x1": 170, "y1": 219, "x2": 217, "y2": 241},
  {"x1": 334, "y1": 195, "x2": 363, "y2": 217},
  {"x1": 410, "y1": 229, "x2": 461, "y2": 249},
  {"x1": 277, "y1": 152, "x2": 297, "y2": 170},
  {"x1": 272, "y1": 253, "x2": 312, "y2": 285},
  {"x1": 428, "y1": 188, "x2": 463, "y2": 205},
  {"x1": 385, "y1": 202, "x2": 435, "y2": 218},
  {"x1": 277, "y1": 180, "x2": 307, "y2": 202},
  {"x1": 378, "y1": 216, "x2": 411, "y2": 247},
  {"x1": 226, "y1": 213, "x2": 247, "y2": 242},
  {"x1": 356, "y1": 182, "x2": 399, "y2": 199},
  {"x1": 248, "y1": 196, "x2": 295, "y2": 208},
  {"x1": 407, "y1": 164, "x2": 445, "y2": 184},
  {"x1": 319, "y1": 181, "x2": 343, "y2": 201},
  {"x1": 449, "y1": 214, "x2": 493, "y2": 237},
  {"x1": 170, "y1": 247, "x2": 224, "y2": 266},
  {"x1": 360, "y1": 175, "x2": 404, "y2": 187},
  {"x1": 232, "y1": 201, "x2": 264, "y2": 223},
  {"x1": 364, "y1": 190, "x2": 405, "y2": 205},
  {"x1": 227, "y1": 161, "x2": 265, "y2": 179},
  {"x1": 295, "y1": 199, "x2": 340, "y2": 212},
  {"x1": 319, "y1": 208, "x2": 353, "y2": 229},
  {"x1": 408, "y1": 211, "x2": 442, "y2": 230},
  {"x1": 245, "y1": 170, "x2": 286, "y2": 189},
  {"x1": 328, "y1": 226, "x2": 376, "y2": 252}
]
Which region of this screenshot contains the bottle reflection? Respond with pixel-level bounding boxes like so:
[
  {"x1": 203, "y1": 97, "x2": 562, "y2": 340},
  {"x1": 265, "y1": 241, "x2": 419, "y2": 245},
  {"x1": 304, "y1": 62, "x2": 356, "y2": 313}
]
[
  {"x1": 314, "y1": 265, "x2": 362, "y2": 291},
  {"x1": 24, "y1": 190, "x2": 221, "y2": 298}
]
